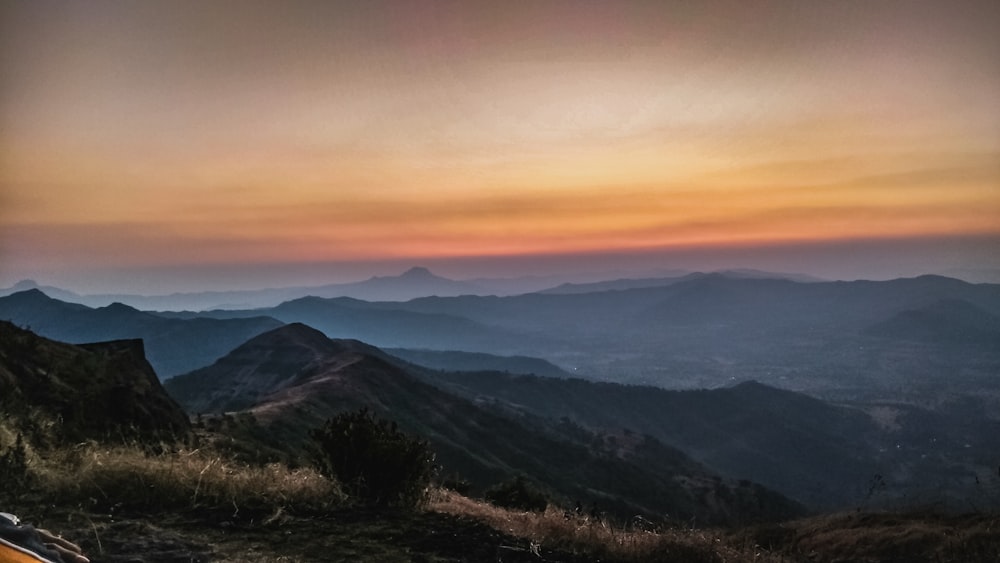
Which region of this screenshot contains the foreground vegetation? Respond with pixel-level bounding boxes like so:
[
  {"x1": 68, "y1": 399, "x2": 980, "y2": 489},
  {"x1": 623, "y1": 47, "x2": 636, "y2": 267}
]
[{"x1": 4, "y1": 435, "x2": 998, "y2": 562}]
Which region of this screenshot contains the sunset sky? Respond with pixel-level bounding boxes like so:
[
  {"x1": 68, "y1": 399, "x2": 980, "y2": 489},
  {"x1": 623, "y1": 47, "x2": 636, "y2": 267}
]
[{"x1": 2, "y1": 1, "x2": 998, "y2": 293}]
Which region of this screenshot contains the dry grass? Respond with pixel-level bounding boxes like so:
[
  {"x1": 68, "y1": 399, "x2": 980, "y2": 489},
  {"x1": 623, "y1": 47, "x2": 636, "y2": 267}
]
[
  {"x1": 430, "y1": 489, "x2": 784, "y2": 563},
  {"x1": 28, "y1": 444, "x2": 344, "y2": 516},
  {"x1": 783, "y1": 510, "x2": 1000, "y2": 563}
]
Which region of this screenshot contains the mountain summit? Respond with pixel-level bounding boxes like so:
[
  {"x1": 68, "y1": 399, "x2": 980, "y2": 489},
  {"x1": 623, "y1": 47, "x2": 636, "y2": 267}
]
[{"x1": 399, "y1": 266, "x2": 435, "y2": 278}]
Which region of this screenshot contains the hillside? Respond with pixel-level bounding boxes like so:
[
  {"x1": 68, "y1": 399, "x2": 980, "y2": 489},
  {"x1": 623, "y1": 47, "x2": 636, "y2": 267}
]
[
  {"x1": 2, "y1": 323, "x2": 996, "y2": 562},
  {"x1": 0, "y1": 321, "x2": 189, "y2": 445},
  {"x1": 0, "y1": 289, "x2": 283, "y2": 377},
  {"x1": 410, "y1": 367, "x2": 1000, "y2": 511},
  {"x1": 384, "y1": 348, "x2": 572, "y2": 378},
  {"x1": 165, "y1": 323, "x2": 802, "y2": 524}
]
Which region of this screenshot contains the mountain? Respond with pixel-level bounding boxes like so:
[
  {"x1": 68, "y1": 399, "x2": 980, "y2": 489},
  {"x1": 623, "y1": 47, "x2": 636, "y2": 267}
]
[
  {"x1": 0, "y1": 289, "x2": 283, "y2": 378},
  {"x1": 165, "y1": 324, "x2": 803, "y2": 523},
  {"x1": 0, "y1": 321, "x2": 190, "y2": 445},
  {"x1": 864, "y1": 298, "x2": 1000, "y2": 345},
  {"x1": 536, "y1": 269, "x2": 821, "y2": 295},
  {"x1": 536, "y1": 273, "x2": 699, "y2": 295},
  {"x1": 305, "y1": 266, "x2": 483, "y2": 301},
  {"x1": 411, "y1": 368, "x2": 1000, "y2": 510},
  {"x1": 323, "y1": 274, "x2": 1000, "y2": 403},
  {"x1": 0, "y1": 267, "x2": 486, "y2": 311},
  {"x1": 0, "y1": 279, "x2": 88, "y2": 303},
  {"x1": 175, "y1": 294, "x2": 548, "y2": 354}
]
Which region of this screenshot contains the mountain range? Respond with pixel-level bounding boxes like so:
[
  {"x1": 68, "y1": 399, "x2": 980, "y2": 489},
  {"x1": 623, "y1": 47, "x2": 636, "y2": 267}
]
[
  {"x1": 0, "y1": 267, "x2": 816, "y2": 311},
  {"x1": 168, "y1": 273, "x2": 1000, "y2": 409},
  {"x1": 0, "y1": 289, "x2": 281, "y2": 377}
]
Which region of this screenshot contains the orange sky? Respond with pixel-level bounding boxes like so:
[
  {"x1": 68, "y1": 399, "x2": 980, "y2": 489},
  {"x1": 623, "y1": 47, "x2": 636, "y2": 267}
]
[{"x1": 1, "y1": 1, "x2": 998, "y2": 291}]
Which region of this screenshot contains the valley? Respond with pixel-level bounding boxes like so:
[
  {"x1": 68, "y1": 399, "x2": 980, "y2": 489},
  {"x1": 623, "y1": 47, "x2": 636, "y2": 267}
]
[{"x1": 2, "y1": 271, "x2": 999, "y2": 561}]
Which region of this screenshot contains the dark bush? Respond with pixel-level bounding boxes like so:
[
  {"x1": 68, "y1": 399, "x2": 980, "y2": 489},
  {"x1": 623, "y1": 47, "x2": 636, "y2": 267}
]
[
  {"x1": 439, "y1": 472, "x2": 472, "y2": 495},
  {"x1": 0, "y1": 434, "x2": 31, "y2": 502},
  {"x1": 484, "y1": 475, "x2": 549, "y2": 512},
  {"x1": 310, "y1": 408, "x2": 434, "y2": 508}
]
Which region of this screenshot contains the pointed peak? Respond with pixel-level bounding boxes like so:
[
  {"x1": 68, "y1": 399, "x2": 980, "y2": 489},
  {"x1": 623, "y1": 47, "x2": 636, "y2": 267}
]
[
  {"x1": 12, "y1": 279, "x2": 41, "y2": 291},
  {"x1": 400, "y1": 266, "x2": 435, "y2": 278},
  {"x1": 99, "y1": 302, "x2": 141, "y2": 314},
  {"x1": 8, "y1": 287, "x2": 51, "y2": 300}
]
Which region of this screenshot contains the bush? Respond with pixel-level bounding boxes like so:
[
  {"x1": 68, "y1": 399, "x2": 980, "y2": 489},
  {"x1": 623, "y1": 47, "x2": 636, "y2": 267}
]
[
  {"x1": 310, "y1": 408, "x2": 434, "y2": 508},
  {"x1": 484, "y1": 475, "x2": 549, "y2": 512}
]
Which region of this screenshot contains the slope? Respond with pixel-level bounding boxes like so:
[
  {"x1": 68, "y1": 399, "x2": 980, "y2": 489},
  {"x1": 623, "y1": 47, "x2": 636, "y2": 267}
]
[
  {"x1": 165, "y1": 323, "x2": 803, "y2": 524},
  {"x1": 410, "y1": 367, "x2": 1000, "y2": 511},
  {"x1": 0, "y1": 321, "x2": 190, "y2": 445}
]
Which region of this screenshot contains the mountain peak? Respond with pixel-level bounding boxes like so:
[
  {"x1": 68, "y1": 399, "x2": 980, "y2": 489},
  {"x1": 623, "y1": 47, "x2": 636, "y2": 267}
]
[
  {"x1": 9, "y1": 287, "x2": 52, "y2": 300},
  {"x1": 100, "y1": 301, "x2": 140, "y2": 313},
  {"x1": 240, "y1": 322, "x2": 335, "y2": 352},
  {"x1": 12, "y1": 279, "x2": 41, "y2": 291},
  {"x1": 400, "y1": 266, "x2": 436, "y2": 279}
]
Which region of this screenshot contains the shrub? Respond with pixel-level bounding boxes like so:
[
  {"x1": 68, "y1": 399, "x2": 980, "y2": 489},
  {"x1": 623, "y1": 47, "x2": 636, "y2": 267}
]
[
  {"x1": 484, "y1": 475, "x2": 549, "y2": 512},
  {"x1": 309, "y1": 408, "x2": 435, "y2": 508}
]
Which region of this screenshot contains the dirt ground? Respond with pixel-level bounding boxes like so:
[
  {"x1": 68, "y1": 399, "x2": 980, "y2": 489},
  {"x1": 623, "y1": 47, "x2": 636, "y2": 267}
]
[{"x1": 33, "y1": 507, "x2": 597, "y2": 563}]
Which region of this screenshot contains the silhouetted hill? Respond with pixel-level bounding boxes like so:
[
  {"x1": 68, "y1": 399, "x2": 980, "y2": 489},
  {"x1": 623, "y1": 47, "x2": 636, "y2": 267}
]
[
  {"x1": 864, "y1": 299, "x2": 1000, "y2": 345},
  {"x1": 0, "y1": 289, "x2": 283, "y2": 377},
  {"x1": 412, "y1": 368, "x2": 1000, "y2": 510},
  {"x1": 0, "y1": 321, "x2": 190, "y2": 445},
  {"x1": 165, "y1": 324, "x2": 803, "y2": 523}
]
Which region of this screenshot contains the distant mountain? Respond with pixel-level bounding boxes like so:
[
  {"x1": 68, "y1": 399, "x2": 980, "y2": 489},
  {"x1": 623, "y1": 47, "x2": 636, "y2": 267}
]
[
  {"x1": 413, "y1": 368, "x2": 1000, "y2": 510},
  {"x1": 0, "y1": 321, "x2": 190, "y2": 445},
  {"x1": 383, "y1": 274, "x2": 1000, "y2": 401},
  {"x1": 0, "y1": 279, "x2": 88, "y2": 303},
  {"x1": 0, "y1": 267, "x2": 486, "y2": 311},
  {"x1": 178, "y1": 294, "x2": 550, "y2": 354},
  {"x1": 305, "y1": 266, "x2": 483, "y2": 301},
  {"x1": 536, "y1": 269, "x2": 821, "y2": 295},
  {"x1": 864, "y1": 298, "x2": 1000, "y2": 345},
  {"x1": 536, "y1": 273, "x2": 699, "y2": 295},
  {"x1": 165, "y1": 324, "x2": 802, "y2": 523},
  {"x1": 73, "y1": 273, "x2": 1000, "y2": 407},
  {"x1": 0, "y1": 289, "x2": 283, "y2": 378}
]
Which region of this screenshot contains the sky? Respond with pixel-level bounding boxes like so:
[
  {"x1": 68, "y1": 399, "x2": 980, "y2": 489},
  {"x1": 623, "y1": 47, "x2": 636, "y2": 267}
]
[{"x1": 2, "y1": 0, "x2": 998, "y2": 293}]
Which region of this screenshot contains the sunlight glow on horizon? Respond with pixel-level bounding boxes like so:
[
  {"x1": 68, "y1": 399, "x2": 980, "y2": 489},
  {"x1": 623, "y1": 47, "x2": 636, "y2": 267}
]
[{"x1": 2, "y1": 1, "x2": 998, "y2": 290}]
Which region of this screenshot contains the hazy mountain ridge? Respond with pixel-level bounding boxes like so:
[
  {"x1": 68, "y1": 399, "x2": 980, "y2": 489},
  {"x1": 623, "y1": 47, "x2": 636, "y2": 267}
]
[
  {"x1": 178, "y1": 274, "x2": 1000, "y2": 407},
  {"x1": 0, "y1": 289, "x2": 283, "y2": 378},
  {"x1": 862, "y1": 298, "x2": 1000, "y2": 344},
  {"x1": 0, "y1": 267, "x2": 823, "y2": 311}
]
